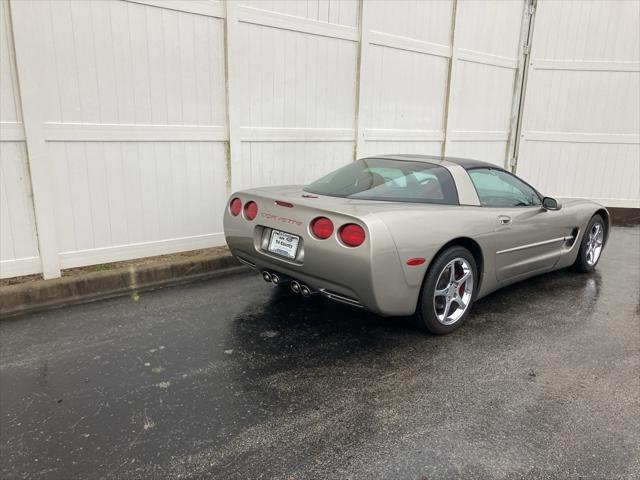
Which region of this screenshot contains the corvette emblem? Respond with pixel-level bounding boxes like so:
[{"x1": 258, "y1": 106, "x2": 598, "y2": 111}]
[{"x1": 261, "y1": 212, "x2": 302, "y2": 226}]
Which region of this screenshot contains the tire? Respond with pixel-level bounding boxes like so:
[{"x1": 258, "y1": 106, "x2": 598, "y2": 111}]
[
  {"x1": 572, "y1": 214, "x2": 605, "y2": 273},
  {"x1": 415, "y1": 246, "x2": 478, "y2": 335}
]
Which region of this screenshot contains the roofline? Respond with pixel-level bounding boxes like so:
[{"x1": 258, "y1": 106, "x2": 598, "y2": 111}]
[{"x1": 360, "y1": 154, "x2": 503, "y2": 171}]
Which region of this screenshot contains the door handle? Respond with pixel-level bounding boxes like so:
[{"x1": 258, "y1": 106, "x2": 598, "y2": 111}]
[{"x1": 498, "y1": 215, "x2": 512, "y2": 225}]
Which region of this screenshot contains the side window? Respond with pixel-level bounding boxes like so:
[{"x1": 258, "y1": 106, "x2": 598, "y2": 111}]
[{"x1": 469, "y1": 168, "x2": 541, "y2": 207}]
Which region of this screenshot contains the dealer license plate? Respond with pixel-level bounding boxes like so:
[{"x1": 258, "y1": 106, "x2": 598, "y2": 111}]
[{"x1": 267, "y1": 229, "x2": 300, "y2": 259}]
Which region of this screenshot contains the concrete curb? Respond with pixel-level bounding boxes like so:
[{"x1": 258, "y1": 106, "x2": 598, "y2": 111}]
[{"x1": 0, "y1": 253, "x2": 248, "y2": 319}]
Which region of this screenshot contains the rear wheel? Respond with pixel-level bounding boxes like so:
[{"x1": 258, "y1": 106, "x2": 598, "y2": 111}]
[
  {"x1": 415, "y1": 246, "x2": 477, "y2": 334},
  {"x1": 573, "y1": 214, "x2": 605, "y2": 273}
]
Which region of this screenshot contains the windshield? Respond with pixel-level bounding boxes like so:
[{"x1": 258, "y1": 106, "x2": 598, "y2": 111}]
[{"x1": 304, "y1": 158, "x2": 459, "y2": 205}]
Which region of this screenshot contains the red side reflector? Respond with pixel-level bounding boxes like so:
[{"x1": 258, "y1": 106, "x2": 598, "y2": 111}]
[
  {"x1": 244, "y1": 201, "x2": 258, "y2": 220},
  {"x1": 230, "y1": 198, "x2": 242, "y2": 216},
  {"x1": 275, "y1": 200, "x2": 294, "y2": 208},
  {"x1": 339, "y1": 224, "x2": 366, "y2": 247},
  {"x1": 406, "y1": 257, "x2": 426, "y2": 266}
]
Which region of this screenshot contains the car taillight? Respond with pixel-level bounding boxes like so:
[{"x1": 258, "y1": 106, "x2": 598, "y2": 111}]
[
  {"x1": 339, "y1": 223, "x2": 365, "y2": 247},
  {"x1": 244, "y1": 201, "x2": 258, "y2": 220},
  {"x1": 310, "y1": 217, "x2": 334, "y2": 239},
  {"x1": 230, "y1": 198, "x2": 242, "y2": 216}
]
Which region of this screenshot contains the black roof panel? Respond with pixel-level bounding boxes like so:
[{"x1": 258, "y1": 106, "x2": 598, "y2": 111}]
[{"x1": 364, "y1": 154, "x2": 502, "y2": 171}]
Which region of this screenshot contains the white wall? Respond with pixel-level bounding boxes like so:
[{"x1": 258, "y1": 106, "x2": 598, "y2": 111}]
[
  {"x1": 0, "y1": 0, "x2": 638, "y2": 279},
  {"x1": 517, "y1": 0, "x2": 640, "y2": 207}
]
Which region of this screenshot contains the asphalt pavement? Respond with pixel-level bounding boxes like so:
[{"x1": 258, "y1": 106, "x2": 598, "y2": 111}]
[{"x1": 1, "y1": 227, "x2": 639, "y2": 480}]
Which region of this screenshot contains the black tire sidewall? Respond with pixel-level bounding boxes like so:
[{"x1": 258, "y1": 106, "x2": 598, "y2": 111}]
[{"x1": 418, "y1": 246, "x2": 477, "y2": 335}]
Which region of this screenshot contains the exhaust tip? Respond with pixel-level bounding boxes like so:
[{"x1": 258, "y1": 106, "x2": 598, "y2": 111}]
[
  {"x1": 300, "y1": 285, "x2": 311, "y2": 297},
  {"x1": 262, "y1": 271, "x2": 272, "y2": 282},
  {"x1": 271, "y1": 273, "x2": 280, "y2": 285},
  {"x1": 291, "y1": 281, "x2": 301, "y2": 294}
]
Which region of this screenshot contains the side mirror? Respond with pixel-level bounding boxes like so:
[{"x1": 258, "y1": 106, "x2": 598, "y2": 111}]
[{"x1": 542, "y1": 196, "x2": 561, "y2": 211}]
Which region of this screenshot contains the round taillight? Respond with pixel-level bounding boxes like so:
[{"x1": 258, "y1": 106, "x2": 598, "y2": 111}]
[
  {"x1": 339, "y1": 223, "x2": 366, "y2": 247},
  {"x1": 230, "y1": 198, "x2": 242, "y2": 216},
  {"x1": 244, "y1": 201, "x2": 258, "y2": 220},
  {"x1": 310, "y1": 217, "x2": 334, "y2": 239}
]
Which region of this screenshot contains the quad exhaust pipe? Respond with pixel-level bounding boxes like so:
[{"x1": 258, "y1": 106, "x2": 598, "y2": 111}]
[
  {"x1": 264, "y1": 271, "x2": 313, "y2": 296},
  {"x1": 291, "y1": 280, "x2": 312, "y2": 296},
  {"x1": 300, "y1": 285, "x2": 311, "y2": 297},
  {"x1": 263, "y1": 270, "x2": 284, "y2": 285}
]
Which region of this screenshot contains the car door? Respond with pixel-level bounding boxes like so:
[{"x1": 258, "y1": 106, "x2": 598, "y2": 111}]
[{"x1": 468, "y1": 168, "x2": 571, "y2": 283}]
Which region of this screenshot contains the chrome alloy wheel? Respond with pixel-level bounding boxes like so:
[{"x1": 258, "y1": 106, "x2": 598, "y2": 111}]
[
  {"x1": 586, "y1": 222, "x2": 604, "y2": 266},
  {"x1": 433, "y1": 258, "x2": 474, "y2": 325}
]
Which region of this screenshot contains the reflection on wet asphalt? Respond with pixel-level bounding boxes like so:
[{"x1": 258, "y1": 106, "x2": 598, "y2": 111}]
[{"x1": 1, "y1": 227, "x2": 639, "y2": 479}]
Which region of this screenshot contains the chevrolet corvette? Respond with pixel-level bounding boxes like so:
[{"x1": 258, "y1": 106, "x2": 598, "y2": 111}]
[{"x1": 223, "y1": 155, "x2": 609, "y2": 334}]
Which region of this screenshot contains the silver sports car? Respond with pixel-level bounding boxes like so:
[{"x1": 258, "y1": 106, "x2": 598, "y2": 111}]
[{"x1": 223, "y1": 155, "x2": 609, "y2": 334}]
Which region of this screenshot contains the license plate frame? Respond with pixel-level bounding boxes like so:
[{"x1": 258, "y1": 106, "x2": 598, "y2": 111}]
[{"x1": 267, "y1": 229, "x2": 300, "y2": 259}]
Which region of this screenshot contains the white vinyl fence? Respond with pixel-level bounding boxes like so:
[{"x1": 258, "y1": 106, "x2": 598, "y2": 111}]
[{"x1": 0, "y1": 0, "x2": 638, "y2": 279}]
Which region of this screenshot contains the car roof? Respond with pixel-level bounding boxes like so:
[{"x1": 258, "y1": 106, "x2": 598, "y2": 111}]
[{"x1": 362, "y1": 154, "x2": 502, "y2": 171}]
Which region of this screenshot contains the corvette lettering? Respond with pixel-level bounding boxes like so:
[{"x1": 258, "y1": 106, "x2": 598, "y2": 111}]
[{"x1": 261, "y1": 212, "x2": 302, "y2": 226}]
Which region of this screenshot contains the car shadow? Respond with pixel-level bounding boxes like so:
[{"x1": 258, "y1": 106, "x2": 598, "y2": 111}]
[
  {"x1": 226, "y1": 266, "x2": 603, "y2": 372},
  {"x1": 472, "y1": 267, "x2": 602, "y2": 315}
]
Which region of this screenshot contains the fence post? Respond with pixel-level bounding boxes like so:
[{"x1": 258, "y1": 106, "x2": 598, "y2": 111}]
[
  {"x1": 353, "y1": 0, "x2": 371, "y2": 161},
  {"x1": 224, "y1": 0, "x2": 242, "y2": 194},
  {"x1": 442, "y1": 0, "x2": 459, "y2": 157},
  {"x1": 9, "y1": 0, "x2": 60, "y2": 279}
]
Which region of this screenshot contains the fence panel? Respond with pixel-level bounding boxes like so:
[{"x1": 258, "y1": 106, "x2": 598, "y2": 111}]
[
  {"x1": 228, "y1": 1, "x2": 360, "y2": 192},
  {"x1": 517, "y1": 0, "x2": 640, "y2": 207},
  {"x1": 0, "y1": 0, "x2": 41, "y2": 278},
  {"x1": 6, "y1": 0, "x2": 229, "y2": 274},
  {"x1": 444, "y1": 0, "x2": 526, "y2": 166}
]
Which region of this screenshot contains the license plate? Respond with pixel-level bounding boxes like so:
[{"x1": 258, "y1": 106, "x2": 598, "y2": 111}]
[{"x1": 267, "y1": 230, "x2": 300, "y2": 259}]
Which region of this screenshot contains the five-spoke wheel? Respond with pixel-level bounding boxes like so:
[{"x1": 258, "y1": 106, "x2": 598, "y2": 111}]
[
  {"x1": 433, "y1": 258, "x2": 474, "y2": 325},
  {"x1": 574, "y1": 214, "x2": 606, "y2": 273},
  {"x1": 416, "y1": 246, "x2": 477, "y2": 334},
  {"x1": 585, "y1": 222, "x2": 604, "y2": 266}
]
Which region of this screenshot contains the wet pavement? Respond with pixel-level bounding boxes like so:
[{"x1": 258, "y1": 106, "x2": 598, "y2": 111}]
[{"x1": 1, "y1": 227, "x2": 639, "y2": 480}]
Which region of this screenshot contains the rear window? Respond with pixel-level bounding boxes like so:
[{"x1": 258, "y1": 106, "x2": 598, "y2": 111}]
[{"x1": 304, "y1": 158, "x2": 459, "y2": 205}]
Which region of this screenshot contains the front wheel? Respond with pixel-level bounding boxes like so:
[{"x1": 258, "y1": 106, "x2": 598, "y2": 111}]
[
  {"x1": 415, "y1": 246, "x2": 477, "y2": 335},
  {"x1": 573, "y1": 214, "x2": 605, "y2": 273}
]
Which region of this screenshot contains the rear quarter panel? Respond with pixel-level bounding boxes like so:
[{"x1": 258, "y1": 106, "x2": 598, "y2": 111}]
[{"x1": 372, "y1": 205, "x2": 497, "y2": 310}]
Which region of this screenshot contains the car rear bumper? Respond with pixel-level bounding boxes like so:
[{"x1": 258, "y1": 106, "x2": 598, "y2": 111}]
[
  {"x1": 225, "y1": 228, "x2": 419, "y2": 317},
  {"x1": 230, "y1": 246, "x2": 366, "y2": 309},
  {"x1": 227, "y1": 235, "x2": 377, "y2": 309}
]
